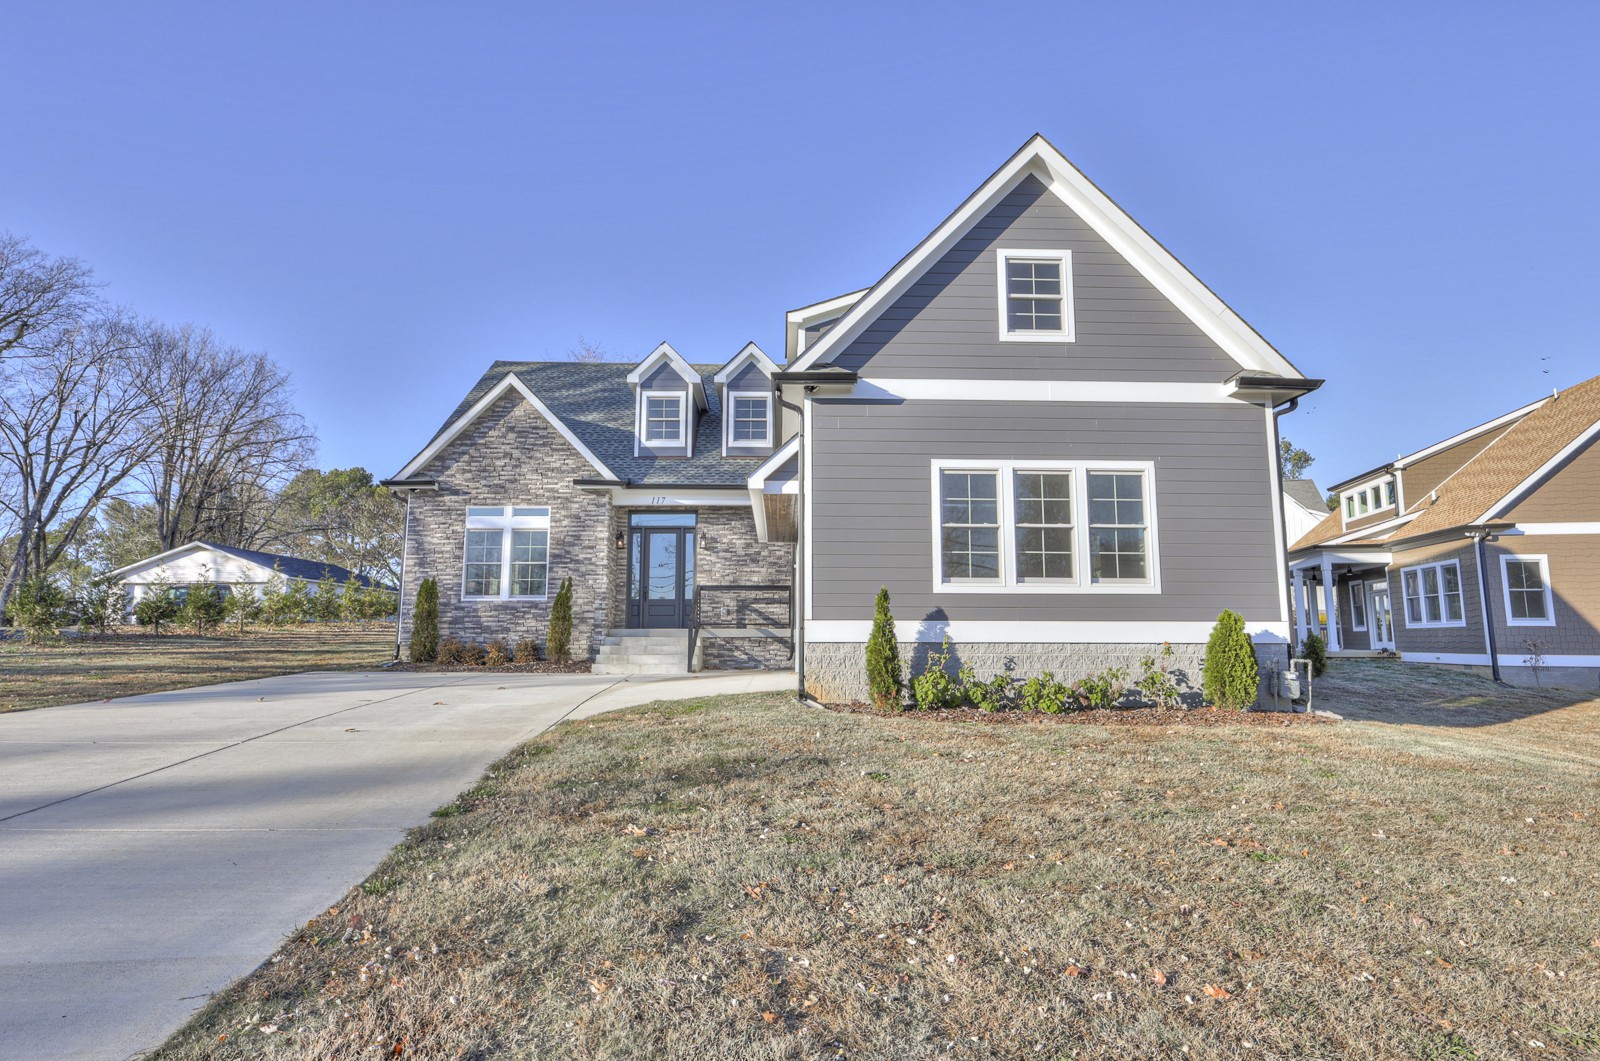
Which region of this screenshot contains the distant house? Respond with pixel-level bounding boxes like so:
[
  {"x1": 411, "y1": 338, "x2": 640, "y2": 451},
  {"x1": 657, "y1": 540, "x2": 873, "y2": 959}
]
[
  {"x1": 107, "y1": 542, "x2": 389, "y2": 611},
  {"x1": 1282, "y1": 479, "x2": 1331, "y2": 546},
  {"x1": 1288, "y1": 374, "x2": 1600, "y2": 688}
]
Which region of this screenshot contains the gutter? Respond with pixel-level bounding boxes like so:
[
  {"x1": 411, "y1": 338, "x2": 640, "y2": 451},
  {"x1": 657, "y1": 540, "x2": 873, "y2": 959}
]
[
  {"x1": 393, "y1": 491, "x2": 411, "y2": 661},
  {"x1": 1272, "y1": 393, "x2": 1305, "y2": 654},
  {"x1": 772, "y1": 368, "x2": 859, "y2": 386},
  {"x1": 777, "y1": 388, "x2": 810, "y2": 698},
  {"x1": 1467, "y1": 527, "x2": 1503, "y2": 682}
]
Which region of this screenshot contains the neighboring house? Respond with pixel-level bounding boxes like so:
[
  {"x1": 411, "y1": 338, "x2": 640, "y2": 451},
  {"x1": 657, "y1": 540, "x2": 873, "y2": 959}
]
[
  {"x1": 1283, "y1": 479, "x2": 1331, "y2": 545},
  {"x1": 1287, "y1": 373, "x2": 1600, "y2": 688},
  {"x1": 386, "y1": 135, "x2": 1321, "y2": 698},
  {"x1": 109, "y1": 542, "x2": 388, "y2": 611}
]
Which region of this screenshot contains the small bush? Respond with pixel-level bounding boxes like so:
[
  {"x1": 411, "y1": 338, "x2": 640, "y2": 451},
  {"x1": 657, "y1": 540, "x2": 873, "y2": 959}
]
[
  {"x1": 961, "y1": 669, "x2": 1013, "y2": 712},
  {"x1": 910, "y1": 637, "x2": 960, "y2": 711},
  {"x1": 134, "y1": 579, "x2": 179, "y2": 635},
  {"x1": 178, "y1": 586, "x2": 227, "y2": 635},
  {"x1": 312, "y1": 572, "x2": 342, "y2": 623},
  {"x1": 485, "y1": 637, "x2": 511, "y2": 667},
  {"x1": 864, "y1": 587, "x2": 903, "y2": 710},
  {"x1": 410, "y1": 578, "x2": 439, "y2": 662},
  {"x1": 547, "y1": 576, "x2": 574, "y2": 661},
  {"x1": 259, "y1": 569, "x2": 294, "y2": 626},
  {"x1": 75, "y1": 582, "x2": 125, "y2": 637},
  {"x1": 11, "y1": 575, "x2": 69, "y2": 644},
  {"x1": 224, "y1": 579, "x2": 262, "y2": 636},
  {"x1": 1071, "y1": 667, "x2": 1128, "y2": 710},
  {"x1": 1302, "y1": 631, "x2": 1328, "y2": 678},
  {"x1": 513, "y1": 637, "x2": 541, "y2": 663},
  {"x1": 1203, "y1": 609, "x2": 1260, "y2": 711},
  {"x1": 1136, "y1": 644, "x2": 1181, "y2": 708},
  {"x1": 1018, "y1": 672, "x2": 1069, "y2": 713},
  {"x1": 436, "y1": 637, "x2": 476, "y2": 665}
]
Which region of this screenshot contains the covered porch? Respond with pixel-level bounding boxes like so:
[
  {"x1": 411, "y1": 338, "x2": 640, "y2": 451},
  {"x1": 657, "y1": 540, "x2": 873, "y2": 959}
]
[{"x1": 1289, "y1": 546, "x2": 1395, "y2": 656}]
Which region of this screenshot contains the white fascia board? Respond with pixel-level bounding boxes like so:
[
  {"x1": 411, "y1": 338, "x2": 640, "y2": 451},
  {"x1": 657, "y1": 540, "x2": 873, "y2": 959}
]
[
  {"x1": 396, "y1": 373, "x2": 618, "y2": 481},
  {"x1": 805, "y1": 619, "x2": 1290, "y2": 644},
  {"x1": 845, "y1": 378, "x2": 1234, "y2": 404},
  {"x1": 579, "y1": 484, "x2": 751, "y2": 508},
  {"x1": 1393, "y1": 399, "x2": 1547, "y2": 469},
  {"x1": 627, "y1": 341, "x2": 707, "y2": 410},
  {"x1": 713, "y1": 342, "x2": 778, "y2": 386},
  {"x1": 1289, "y1": 548, "x2": 1393, "y2": 570},
  {"x1": 746, "y1": 435, "x2": 800, "y2": 544},
  {"x1": 105, "y1": 541, "x2": 212, "y2": 581},
  {"x1": 1474, "y1": 417, "x2": 1600, "y2": 523},
  {"x1": 786, "y1": 289, "x2": 869, "y2": 327},
  {"x1": 789, "y1": 134, "x2": 1304, "y2": 380}
]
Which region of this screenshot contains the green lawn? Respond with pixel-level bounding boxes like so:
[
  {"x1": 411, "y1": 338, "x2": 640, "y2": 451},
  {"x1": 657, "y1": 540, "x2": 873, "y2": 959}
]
[
  {"x1": 0, "y1": 626, "x2": 396, "y2": 712},
  {"x1": 155, "y1": 663, "x2": 1600, "y2": 1059}
]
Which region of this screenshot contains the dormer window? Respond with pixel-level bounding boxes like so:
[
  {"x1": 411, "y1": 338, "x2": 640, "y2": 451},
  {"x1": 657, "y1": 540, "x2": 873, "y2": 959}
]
[
  {"x1": 728, "y1": 393, "x2": 771, "y2": 448},
  {"x1": 1341, "y1": 477, "x2": 1396, "y2": 522},
  {"x1": 997, "y1": 248, "x2": 1074, "y2": 342},
  {"x1": 643, "y1": 393, "x2": 685, "y2": 446}
]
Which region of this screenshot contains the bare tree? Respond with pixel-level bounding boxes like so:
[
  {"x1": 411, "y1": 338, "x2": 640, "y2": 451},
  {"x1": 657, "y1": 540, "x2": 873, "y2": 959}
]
[
  {"x1": 569, "y1": 335, "x2": 611, "y2": 363},
  {"x1": 136, "y1": 324, "x2": 316, "y2": 552},
  {"x1": 0, "y1": 313, "x2": 152, "y2": 613},
  {"x1": 0, "y1": 233, "x2": 98, "y2": 359}
]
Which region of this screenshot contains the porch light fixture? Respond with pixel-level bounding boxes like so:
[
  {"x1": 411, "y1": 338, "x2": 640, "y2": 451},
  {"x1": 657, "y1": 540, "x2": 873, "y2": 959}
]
[{"x1": 614, "y1": 531, "x2": 626, "y2": 550}]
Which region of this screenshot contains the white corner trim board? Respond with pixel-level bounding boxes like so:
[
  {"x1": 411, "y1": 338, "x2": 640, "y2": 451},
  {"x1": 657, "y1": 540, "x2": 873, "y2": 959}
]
[
  {"x1": 844, "y1": 379, "x2": 1236, "y2": 404},
  {"x1": 805, "y1": 619, "x2": 1290, "y2": 644},
  {"x1": 1507, "y1": 523, "x2": 1600, "y2": 535}
]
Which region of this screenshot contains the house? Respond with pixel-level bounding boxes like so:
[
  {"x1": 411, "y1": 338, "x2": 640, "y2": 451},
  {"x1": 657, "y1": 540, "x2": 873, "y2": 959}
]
[
  {"x1": 1287, "y1": 373, "x2": 1600, "y2": 689},
  {"x1": 1283, "y1": 479, "x2": 1331, "y2": 544},
  {"x1": 385, "y1": 135, "x2": 1321, "y2": 699},
  {"x1": 109, "y1": 541, "x2": 388, "y2": 611}
]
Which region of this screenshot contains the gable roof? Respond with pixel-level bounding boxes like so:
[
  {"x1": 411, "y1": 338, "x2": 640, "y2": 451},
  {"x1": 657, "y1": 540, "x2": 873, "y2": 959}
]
[
  {"x1": 628, "y1": 342, "x2": 708, "y2": 410},
  {"x1": 1290, "y1": 373, "x2": 1600, "y2": 552},
  {"x1": 109, "y1": 541, "x2": 389, "y2": 588},
  {"x1": 404, "y1": 360, "x2": 761, "y2": 487},
  {"x1": 1282, "y1": 479, "x2": 1328, "y2": 513},
  {"x1": 713, "y1": 342, "x2": 778, "y2": 386},
  {"x1": 789, "y1": 133, "x2": 1304, "y2": 380}
]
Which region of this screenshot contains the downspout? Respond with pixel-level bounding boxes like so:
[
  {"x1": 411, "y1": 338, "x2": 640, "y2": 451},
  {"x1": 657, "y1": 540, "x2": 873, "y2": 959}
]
[
  {"x1": 1272, "y1": 395, "x2": 1301, "y2": 654},
  {"x1": 1469, "y1": 528, "x2": 1502, "y2": 682},
  {"x1": 393, "y1": 491, "x2": 412, "y2": 661},
  {"x1": 778, "y1": 389, "x2": 807, "y2": 698}
]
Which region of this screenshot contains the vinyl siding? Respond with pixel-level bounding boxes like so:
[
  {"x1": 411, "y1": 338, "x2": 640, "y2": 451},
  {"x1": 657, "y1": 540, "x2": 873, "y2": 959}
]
[
  {"x1": 1390, "y1": 540, "x2": 1485, "y2": 656},
  {"x1": 808, "y1": 397, "x2": 1281, "y2": 623},
  {"x1": 726, "y1": 362, "x2": 770, "y2": 390},
  {"x1": 830, "y1": 175, "x2": 1239, "y2": 383},
  {"x1": 1504, "y1": 435, "x2": 1600, "y2": 522},
  {"x1": 638, "y1": 364, "x2": 693, "y2": 458}
]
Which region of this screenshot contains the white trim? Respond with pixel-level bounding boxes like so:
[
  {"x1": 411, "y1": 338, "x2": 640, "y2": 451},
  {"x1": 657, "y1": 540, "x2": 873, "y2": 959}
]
[
  {"x1": 1398, "y1": 559, "x2": 1469, "y2": 629},
  {"x1": 788, "y1": 135, "x2": 1303, "y2": 380},
  {"x1": 724, "y1": 390, "x2": 774, "y2": 452},
  {"x1": 930, "y1": 459, "x2": 1161, "y2": 594},
  {"x1": 1393, "y1": 398, "x2": 1547, "y2": 469},
  {"x1": 1402, "y1": 651, "x2": 1600, "y2": 668},
  {"x1": 786, "y1": 289, "x2": 869, "y2": 328},
  {"x1": 627, "y1": 341, "x2": 703, "y2": 395},
  {"x1": 106, "y1": 541, "x2": 222, "y2": 582},
  {"x1": 1348, "y1": 579, "x2": 1368, "y2": 631},
  {"x1": 803, "y1": 398, "x2": 814, "y2": 623},
  {"x1": 1368, "y1": 580, "x2": 1396, "y2": 651},
  {"x1": 396, "y1": 373, "x2": 618, "y2": 481},
  {"x1": 1499, "y1": 553, "x2": 1556, "y2": 627},
  {"x1": 746, "y1": 436, "x2": 801, "y2": 541},
  {"x1": 639, "y1": 390, "x2": 687, "y2": 450},
  {"x1": 806, "y1": 619, "x2": 1289, "y2": 644},
  {"x1": 842, "y1": 378, "x2": 1235, "y2": 405},
  {"x1": 583, "y1": 486, "x2": 752, "y2": 508},
  {"x1": 995, "y1": 248, "x2": 1074, "y2": 343},
  {"x1": 712, "y1": 342, "x2": 778, "y2": 386},
  {"x1": 460, "y1": 505, "x2": 552, "y2": 602},
  {"x1": 1266, "y1": 405, "x2": 1290, "y2": 625},
  {"x1": 1338, "y1": 476, "x2": 1396, "y2": 525},
  {"x1": 1508, "y1": 522, "x2": 1600, "y2": 535},
  {"x1": 1476, "y1": 417, "x2": 1600, "y2": 523}
]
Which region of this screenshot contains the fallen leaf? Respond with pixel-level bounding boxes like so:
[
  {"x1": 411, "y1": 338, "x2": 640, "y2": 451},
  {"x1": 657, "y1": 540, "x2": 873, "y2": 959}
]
[
  {"x1": 1203, "y1": 984, "x2": 1231, "y2": 999},
  {"x1": 1149, "y1": 969, "x2": 1168, "y2": 986},
  {"x1": 762, "y1": 1011, "x2": 778, "y2": 1023},
  {"x1": 1063, "y1": 964, "x2": 1085, "y2": 977}
]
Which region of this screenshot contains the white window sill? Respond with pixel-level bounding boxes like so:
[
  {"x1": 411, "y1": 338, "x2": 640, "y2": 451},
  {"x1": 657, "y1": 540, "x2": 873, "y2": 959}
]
[
  {"x1": 1506, "y1": 618, "x2": 1557, "y2": 627},
  {"x1": 998, "y1": 330, "x2": 1075, "y2": 344}
]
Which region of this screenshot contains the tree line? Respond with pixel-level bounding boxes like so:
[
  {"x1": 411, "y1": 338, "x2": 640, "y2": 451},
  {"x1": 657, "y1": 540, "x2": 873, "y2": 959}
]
[{"x1": 0, "y1": 232, "x2": 401, "y2": 618}]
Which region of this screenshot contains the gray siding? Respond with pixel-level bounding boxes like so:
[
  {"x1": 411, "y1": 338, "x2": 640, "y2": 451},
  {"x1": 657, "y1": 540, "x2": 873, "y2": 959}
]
[
  {"x1": 722, "y1": 363, "x2": 775, "y2": 457},
  {"x1": 808, "y1": 397, "x2": 1281, "y2": 623},
  {"x1": 1390, "y1": 540, "x2": 1485, "y2": 657},
  {"x1": 831, "y1": 175, "x2": 1239, "y2": 383},
  {"x1": 726, "y1": 362, "x2": 770, "y2": 390}
]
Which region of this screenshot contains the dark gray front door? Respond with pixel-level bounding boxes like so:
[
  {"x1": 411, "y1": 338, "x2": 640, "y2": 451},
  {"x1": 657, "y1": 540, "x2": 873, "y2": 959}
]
[{"x1": 628, "y1": 525, "x2": 695, "y2": 628}]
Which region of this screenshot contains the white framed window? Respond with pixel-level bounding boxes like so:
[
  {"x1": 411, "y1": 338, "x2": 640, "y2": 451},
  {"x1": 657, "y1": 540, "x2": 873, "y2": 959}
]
[
  {"x1": 462, "y1": 506, "x2": 551, "y2": 600},
  {"x1": 1501, "y1": 554, "x2": 1554, "y2": 626},
  {"x1": 1340, "y1": 477, "x2": 1396, "y2": 523},
  {"x1": 930, "y1": 460, "x2": 1158, "y2": 593},
  {"x1": 1349, "y1": 582, "x2": 1368, "y2": 631},
  {"x1": 726, "y1": 392, "x2": 772, "y2": 449},
  {"x1": 996, "y1": 248, "x2": 1074, "y2": 342},
  {"x1": 641, "y1": 391, "x2": 685, "y2": 447},
  {"x1": 1400, "y1": 559, "x2": 1466, "y2": 628}
]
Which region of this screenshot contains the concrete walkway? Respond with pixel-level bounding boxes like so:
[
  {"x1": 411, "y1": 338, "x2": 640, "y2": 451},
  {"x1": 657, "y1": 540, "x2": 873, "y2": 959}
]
[{"x1": 0, "y1": 667, "x2": 793, "y2": 1060}]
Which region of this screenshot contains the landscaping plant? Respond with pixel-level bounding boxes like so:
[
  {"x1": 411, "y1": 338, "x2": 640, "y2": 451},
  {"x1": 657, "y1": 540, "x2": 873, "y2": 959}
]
[
  {"x1": 1018, "y1": 671, "x2": 1070, "y2": 713},
  {"x1": 10, "y1": 574, "x2": 69, "y2": 644},
  {"x1": 910, "y1": 636, "x2": 960, "y2": 710},
  {"x1": 485, "y1": 637, "x2": 512, "y2": 667},
  {"x1": 547, "y1": 576, "x2": 574, "y2": 660},
  {"x1": 1070, "y1": 666, "x2": 1128, "y2": 709},
  {"x1": 340, "y1": 576, "x2": 366, "y2": 623},
  {"x1": 134, "y1": 578, "x2": 179, "y2": 635},
  {"x1": 224, "y1": 578, "x2": 262, "y2": 635},
  {"x1": 513, "y1": 636, "x2": 541, "y2": 664},
  {"x1": 259, "y1": 569, "x2": 293, "y2": 626},
  {"x1": 863, "y1": 586, "x2": 903, "y2": 710},
  {"x1": 1136, "y1": 644, "x2": 1181, "y2": 707},
  {"x1": 410, "y1": 578, "x2": 439, "y2": 662},
  {"x1": 1203, "y1": 608, "x2": 1259, "y2": 710},
  {"x1": 74, "y1": 581, "x2": 124, "y2": 637},
  {"x1": 961, "y1": 668, "x2": 1013, "y2": 712},
  {"x1": 1302, "y1": 631, "x2": 1328, "y2": 678},
  {"x1": 311, "y1": 572, "x2": 343, "y2": 623},
  {"x1": 178, "y1": 586, "x2": 227, "y2": 635}
]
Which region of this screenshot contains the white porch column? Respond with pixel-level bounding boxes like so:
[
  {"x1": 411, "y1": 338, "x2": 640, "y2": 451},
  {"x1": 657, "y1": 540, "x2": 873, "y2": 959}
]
[
  {"x1": 1319, "y1": 555, "x2": 1342, "y2": 652},
  {"x1": 1292, "y1": 567, "x2": 1309, "y2": 645}
]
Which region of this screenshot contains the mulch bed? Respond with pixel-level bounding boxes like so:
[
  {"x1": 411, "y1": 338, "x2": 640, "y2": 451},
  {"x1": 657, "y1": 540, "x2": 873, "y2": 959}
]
[
  {"x1": 387, "y1": 660, "x2": 592, "y2": 674},
  {"x1": 823, "y1": 701, "x2": 1332, "y2": 727}
]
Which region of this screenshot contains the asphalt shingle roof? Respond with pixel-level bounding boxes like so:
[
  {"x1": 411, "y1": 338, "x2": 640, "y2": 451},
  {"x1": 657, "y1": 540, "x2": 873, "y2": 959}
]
[
  {"x1": 191, "y1": 543, "x2": 389, "y2": 588},
  {"x1": 1282, "y1": 479, "x2": 1327, "y2": 512},
  {"x1": 426, "y1": 361, "x2": 759, "y2": 487}
]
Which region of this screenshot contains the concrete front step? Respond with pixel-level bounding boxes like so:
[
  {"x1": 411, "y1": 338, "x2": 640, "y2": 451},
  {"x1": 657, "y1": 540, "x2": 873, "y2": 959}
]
[
  {"x1": 594, "y1": 651, "x2": 687, "y2": 666},
  {"x1": 606, "y1": 628, "x2": 689, "y2": 640},
  {"x1": 592, "y1": 661, "x2": 691, "y2": 675},
  {"x1": 591, "y1": 628, "x2": 694, "y2": 675}
]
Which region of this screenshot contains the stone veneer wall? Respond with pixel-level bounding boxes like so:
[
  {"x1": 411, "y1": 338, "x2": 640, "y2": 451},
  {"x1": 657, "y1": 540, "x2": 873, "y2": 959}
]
[
  {"x1": 804, "y1": 640, "x2": 1291, "y2": 707},
  {"x1": 399, "y1": 392, "x2": 612, "y2": 659}
]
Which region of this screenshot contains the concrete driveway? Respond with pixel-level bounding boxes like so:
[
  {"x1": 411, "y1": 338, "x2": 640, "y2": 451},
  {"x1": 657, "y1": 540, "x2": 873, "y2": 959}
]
[{"x1": 0, "y1": 667, "x2": 792, "y2": 1060}]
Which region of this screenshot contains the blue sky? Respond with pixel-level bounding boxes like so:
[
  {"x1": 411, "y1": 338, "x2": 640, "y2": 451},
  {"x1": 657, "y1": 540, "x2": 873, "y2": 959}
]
[{"x1": 3, "y1": 2, "x2": 1596, "y2": 489}]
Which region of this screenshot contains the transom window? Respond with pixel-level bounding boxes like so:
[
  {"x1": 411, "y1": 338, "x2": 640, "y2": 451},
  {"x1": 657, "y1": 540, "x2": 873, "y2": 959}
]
[
  {"x1": 728, "y1": 393, "x2": 771, "y2": 447},
  {"x1": 933, "y1": 461, "x2": 1157, "y2": 592},
  {"x1": 642, "y1": 392, "x2": 685, "y2": 445},
  {"x1": 996, "y1": 249, "x2": 1074, "y2": 342},
  {"x1": 1342, "y1": 477, "x2": 1396, "y2": 521},
  {"x1": 463, "y1": 506, "x2": 551, "y2": 600},
  {"x1": 1501, "y1": 554, "x2": 1554, "y2": 626},
  {"x1": 1400, "y1": 559, "x2": 1465, "y2": 627}
]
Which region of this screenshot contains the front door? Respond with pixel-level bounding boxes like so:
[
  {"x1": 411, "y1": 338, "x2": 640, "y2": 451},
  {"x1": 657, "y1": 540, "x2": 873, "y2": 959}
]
[
  {"x1": 626, "y1": 513, "x2": 696, "y2": 628},
  {"x1": 1368, "y1": 583, "x2": 1395, "y2": 651}
]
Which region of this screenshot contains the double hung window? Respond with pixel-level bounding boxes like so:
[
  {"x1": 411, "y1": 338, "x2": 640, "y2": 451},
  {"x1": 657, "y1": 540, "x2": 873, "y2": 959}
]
[
  {"x1": 1400, "y1": 559, "x2": 1465, "y2": 627},
  {"x1": 997, "y1": 249, "x2": 1074, "y2": 341},
  {"x1": 463, "y1": 506, "x2": 551, "y2": 600},
  {"x1": 1501, "y1": 555, "x2": 1554, "y2": 625}
]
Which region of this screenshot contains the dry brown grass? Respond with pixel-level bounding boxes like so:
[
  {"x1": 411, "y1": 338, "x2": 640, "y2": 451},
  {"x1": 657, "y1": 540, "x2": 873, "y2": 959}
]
[
  {"x1": 156, "y1": 664, "x2": 1600, "y2": 1059},
  {"x1": 0, "y1": 626, "x2": 395, "y2": 712}
]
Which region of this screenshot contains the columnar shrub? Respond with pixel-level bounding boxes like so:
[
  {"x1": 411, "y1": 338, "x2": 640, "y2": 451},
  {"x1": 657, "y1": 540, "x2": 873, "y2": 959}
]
[
  {"x1": 1302, "y1": 631, "x2": 1328, "y2": 678},
  {"x1": 1203, "y1": 609, "x2": 1259, "y2": 711},
  {"x1": 341, "y1": 577, "x2": 365, "y2": 623},
  {"x1": 76, "y1": 581, "x2": 125, "y2": 637},
  {"x1": 864, "y1": 587, "x2": 903, "y2": 710},
  {"x1": 547, "y1": 576, "x2": 574, "y2": 661},
  {"x1": 260, "y1": 569, "x2": 292, "y2": 625},
  {"x1": 281, "y1": 579, "x2": 313, "y2": 624},
  {"x1": 410, "y1": 578, "x2": 439, "y2": 662},
  {"x1": 134, "y1": 578, "x2": 179, "y2": 635},
  {"x1": 179, "y1": 586, "x2": 227, "y2": 635},
  {"x1": 312, "y1": 573, "x2": 342, "y2": 623}
]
